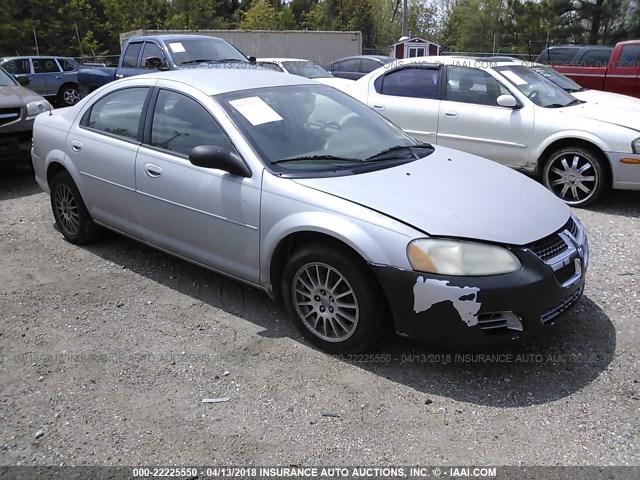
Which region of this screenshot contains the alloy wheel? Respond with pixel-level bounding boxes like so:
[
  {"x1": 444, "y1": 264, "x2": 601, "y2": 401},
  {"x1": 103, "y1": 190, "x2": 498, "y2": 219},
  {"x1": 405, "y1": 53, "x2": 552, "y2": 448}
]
[
  {"x1": 545, "y1": 152, "x2": 598, "y2": 205},
  {"x1": 54, "y1": 184, "x2": 81, "y2": 236},
  {"x1": 291, "y1": 262, "x2": 359, "y2": 343}
]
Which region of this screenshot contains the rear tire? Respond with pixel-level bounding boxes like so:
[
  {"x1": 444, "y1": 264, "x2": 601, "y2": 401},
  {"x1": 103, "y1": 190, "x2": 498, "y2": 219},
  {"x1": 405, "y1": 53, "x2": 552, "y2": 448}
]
[
  {"x1": 50, "y1": 172, "x2": 101, "y2": 244},
  {"x1": 58, "y1": 83, "x2": 80, "y2": 107},
  {"x1": 282, "y1": 243, "x2": 388, "y2": 353},
  {"x1": 542, "y1": 146, "x2": 607, "y2": 207}
]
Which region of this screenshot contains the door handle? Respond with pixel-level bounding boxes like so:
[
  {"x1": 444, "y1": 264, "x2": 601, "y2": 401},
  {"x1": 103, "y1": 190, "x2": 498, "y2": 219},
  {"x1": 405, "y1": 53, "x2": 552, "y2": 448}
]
[
  {"x1": 144, "y1": 163, "x2": 163, "y2": 178},
  {"x1": 115, "y1": 73, "x2": 124, "y2": 79},
  {"x1": 443, "y1": 111, "x2": 459, "y2": 118},
  {"x1": 371, "y1": 104, "x2": 385, "y2": 110},
  {"x1": 71, "y1": 140, "x2": 83, "y2": 152},
  {"x1": 55, "y1": 75, "x2": 63, "y2": 79}
]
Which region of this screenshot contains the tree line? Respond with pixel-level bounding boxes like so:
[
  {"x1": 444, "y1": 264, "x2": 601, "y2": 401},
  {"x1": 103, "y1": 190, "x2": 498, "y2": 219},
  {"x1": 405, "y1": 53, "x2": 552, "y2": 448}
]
[{"x1": 1, "y1": 0, "x2": 638, "y2": 59}]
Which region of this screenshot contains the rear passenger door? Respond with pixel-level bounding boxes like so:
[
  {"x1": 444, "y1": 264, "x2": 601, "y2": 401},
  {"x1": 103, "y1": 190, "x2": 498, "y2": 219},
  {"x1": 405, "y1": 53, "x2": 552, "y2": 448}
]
[
  {"x1": 365, "y1": 65, "x2": 442, "y2": 143},
  {"x1": 67, "y1": 85, "x2": 149, "y2": 236},
  {"x1": 438, "y1": 66, "x2": 533, "y2": 167},
  {"x1": 135, "y1": 86, "x2": 261, "y2": 283}
]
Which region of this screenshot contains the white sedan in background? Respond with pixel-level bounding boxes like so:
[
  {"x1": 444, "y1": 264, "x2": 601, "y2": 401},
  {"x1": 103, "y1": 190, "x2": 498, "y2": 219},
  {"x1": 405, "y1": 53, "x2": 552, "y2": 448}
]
[
  {"x1": 342, "y1": 56, "x2": 640, "y2": 206},
  {"x1": 256, "y1": 57, "x2": 355, "y2": 89}
]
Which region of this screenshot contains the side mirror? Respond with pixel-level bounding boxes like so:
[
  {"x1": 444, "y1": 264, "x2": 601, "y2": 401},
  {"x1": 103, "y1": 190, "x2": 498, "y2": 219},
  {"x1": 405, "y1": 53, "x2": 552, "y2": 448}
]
[
  {"x1": 144, "y1": 56, "x2": 168, "y2": 70},
  {"x1": 189, "y1": 145, "x2": 252, "y2": 178},
  {"x1": 496, "y1": 94, "x2": 519, "y2": 108},
  {"x1": 248, "y1": 56, "x2": 257, "y2": 65},
  {"x1": 16, "y1": 76, "x2": 30, "y2": 86}
]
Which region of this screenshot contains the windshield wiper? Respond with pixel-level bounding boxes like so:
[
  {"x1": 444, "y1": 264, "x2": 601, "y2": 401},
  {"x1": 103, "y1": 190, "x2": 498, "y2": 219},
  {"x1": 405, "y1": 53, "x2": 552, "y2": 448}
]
[
  {"x1": 178, "y1": 59, "x2": 215, "y2": 65},
  {"x1": 365, "y1": 143, "x2": 433, "y2": 162},
  {"x1": 271, "y1": 155, "x2": 363, "y2": 165},
  {"x1": 546, "y1": 99, "x2": 583, "y2": 108},
  {"x1": 216, "y1": 58, "x2": 249, "y2": 63}
]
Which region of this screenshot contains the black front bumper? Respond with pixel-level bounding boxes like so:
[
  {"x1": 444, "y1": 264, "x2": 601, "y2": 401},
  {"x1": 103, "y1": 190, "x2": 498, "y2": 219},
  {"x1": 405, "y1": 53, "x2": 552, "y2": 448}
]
[{"x1": 370, "y1": 233, "x2": 588, "y2": 346}]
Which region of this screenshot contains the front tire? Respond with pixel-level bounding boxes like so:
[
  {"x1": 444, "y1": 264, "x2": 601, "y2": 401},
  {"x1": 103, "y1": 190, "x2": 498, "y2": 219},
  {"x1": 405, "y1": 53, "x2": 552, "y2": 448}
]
[
  {"x1": 50, "y1": 172, "x2": 101, "y2": 244},
  {"x1": 282, "y1": 243, "x2": 388, "y2": 353},
  {"x1": 542, "y1": 146, "x2": 607, "y2": 207}
]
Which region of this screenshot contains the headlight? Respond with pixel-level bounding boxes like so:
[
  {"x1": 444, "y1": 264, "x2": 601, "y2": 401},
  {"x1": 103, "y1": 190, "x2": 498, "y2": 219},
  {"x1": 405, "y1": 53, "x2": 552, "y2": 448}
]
[
  {"x1": 26, "y1": 99, "x2": 52, "y2": 117},
  {"x1": 407, "y1": 238, "x2": 521, "y2": 276},
  {"x1": 632, "y1": 137, "x2": 640, "y2": 154}
]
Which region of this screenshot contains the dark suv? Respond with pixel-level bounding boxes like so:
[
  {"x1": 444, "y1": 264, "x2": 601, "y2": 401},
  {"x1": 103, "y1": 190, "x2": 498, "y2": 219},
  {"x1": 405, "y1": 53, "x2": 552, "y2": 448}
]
[
  {"x1": 0, "y1": 56, "x2": 81, "y2": 107},
  {"x1": 324, "y1": 55, "x2": 395, "y2": 80},
  {"x1": 535, "y1": 45, "x2": 613, "y2": 67},
  {"x1": 0, "y1": 67, "x2": 53, "y2": 163}
]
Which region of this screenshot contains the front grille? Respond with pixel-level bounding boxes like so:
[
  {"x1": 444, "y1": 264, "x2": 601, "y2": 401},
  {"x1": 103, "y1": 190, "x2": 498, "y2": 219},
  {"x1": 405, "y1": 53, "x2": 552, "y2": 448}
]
[
  {"x1": 541, "y1": 286, "x2": 583, "y2": 324},
  {"x1": 527, "y1": 218, "x2": 577, "y2": 262},
  {"x1": 0, "y1": 108, "x2": 22, "y2": 127}
]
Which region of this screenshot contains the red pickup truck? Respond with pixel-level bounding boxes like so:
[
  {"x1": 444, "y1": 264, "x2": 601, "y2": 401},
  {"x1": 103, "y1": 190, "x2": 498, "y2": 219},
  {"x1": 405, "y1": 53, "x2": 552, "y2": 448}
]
[{"x1": 536, "y1": 40, "x2": 640, "y2": 98}]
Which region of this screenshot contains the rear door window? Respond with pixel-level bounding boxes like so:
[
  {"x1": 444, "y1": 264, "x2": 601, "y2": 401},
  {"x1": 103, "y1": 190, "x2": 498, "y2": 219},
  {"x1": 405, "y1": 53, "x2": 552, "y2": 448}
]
[
  {"x1": 378, "y1": 67, "x2": 440, "y2": 99},
  {"x1": 33, "y1": 58, "x2": 61, "y2": 73},
  {"x1": 122, "y1": 42, "x2": 143, "y2": 68},
  {"x1": 579, "y1": 50, "x2": 611, "y2": 67},
  {"x1": 82, "y1": 87, "x2": 149, "y2": 140}
]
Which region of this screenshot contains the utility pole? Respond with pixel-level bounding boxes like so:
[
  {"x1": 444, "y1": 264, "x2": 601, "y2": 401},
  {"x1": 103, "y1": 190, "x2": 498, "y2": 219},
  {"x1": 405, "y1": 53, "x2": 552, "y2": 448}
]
[
  {"x1": 402, "y1": 0, "x2": 409, "y2": 38},
  {"x1": 33, "y1": 27, "x2": 40, "y2": 56},
  {"x1": 74, "y1": 22, "x2": 84, "y2": 56}
]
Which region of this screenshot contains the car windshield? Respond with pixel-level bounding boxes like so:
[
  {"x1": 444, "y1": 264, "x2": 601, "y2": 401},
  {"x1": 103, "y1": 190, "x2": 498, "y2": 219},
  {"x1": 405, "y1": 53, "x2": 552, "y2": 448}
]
[
  {"x1": 218, "y1": 84, "x2": 429, "y2": 173},
  {"x1": 495, "y1": 65, "x2": 579, "y2": 107},
  {"x1": 0, "y1": 68, "x2": 18, "y2": 86},
  {"x1": 166, "y1": 38, "x2": 248, "y2": 65},
  {"x1": 282, "y1": 61, "x2": 333, "y2": 79},
  {"x1": 528, "y1": 64, "x2": 584, "y2": 92}
]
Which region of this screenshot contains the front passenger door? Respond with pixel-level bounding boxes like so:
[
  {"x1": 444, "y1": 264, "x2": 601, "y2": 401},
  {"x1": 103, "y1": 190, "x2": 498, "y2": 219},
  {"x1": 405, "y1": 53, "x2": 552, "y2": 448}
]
[
  {"x1": 437, "y1": 66, "x2": 533, "y2": 167},
  {"x1": 135, "y1": 88, "x2": 262, "y2": 283}
]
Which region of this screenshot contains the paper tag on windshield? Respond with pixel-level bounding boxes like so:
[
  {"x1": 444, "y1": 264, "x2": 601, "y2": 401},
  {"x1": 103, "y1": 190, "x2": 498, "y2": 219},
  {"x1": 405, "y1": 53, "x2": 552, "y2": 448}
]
[
  {"x1": 501, "y1": 70, "x2": 527, "y2": 85},
  {"x1": 229, "y1": 97, "x2": 283, "y2": 126},
  {"x1": 168, "y1": 42, "x2": 186, "y2": 53}
]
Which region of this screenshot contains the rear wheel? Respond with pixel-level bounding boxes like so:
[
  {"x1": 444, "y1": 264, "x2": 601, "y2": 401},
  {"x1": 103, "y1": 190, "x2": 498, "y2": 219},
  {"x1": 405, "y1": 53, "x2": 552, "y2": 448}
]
[
  {"x1": 50, "y1": 172, "x2": 101, "y2": 244},
  {"x1": 542, "y1": 146, "x2": 607, "y2": 207},
  {"x1": 58, "y1": 83, "x2": 80, "y2": 106},
  {"x1": 282, "y1": 243, "x2": 388, "y2": 353}
]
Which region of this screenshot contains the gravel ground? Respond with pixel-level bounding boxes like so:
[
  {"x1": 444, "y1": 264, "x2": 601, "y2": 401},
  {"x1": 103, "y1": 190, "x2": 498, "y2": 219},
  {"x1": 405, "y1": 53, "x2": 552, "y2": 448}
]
[{"x1": 0, "y1": 164, "x2": 638, "y2": 468}]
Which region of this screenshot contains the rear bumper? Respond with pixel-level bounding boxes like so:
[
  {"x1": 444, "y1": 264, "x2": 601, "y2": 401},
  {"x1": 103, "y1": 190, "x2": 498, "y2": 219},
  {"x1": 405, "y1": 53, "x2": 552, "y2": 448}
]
[{"x1": 370, "y1": 230, "x2": 588, "y2": 346}]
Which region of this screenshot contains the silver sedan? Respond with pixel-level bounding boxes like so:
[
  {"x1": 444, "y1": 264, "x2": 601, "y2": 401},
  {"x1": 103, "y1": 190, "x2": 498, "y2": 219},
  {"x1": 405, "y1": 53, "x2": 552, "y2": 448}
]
[{"x1": 32, "y1": 69, "x2": 588, "y2": 353}]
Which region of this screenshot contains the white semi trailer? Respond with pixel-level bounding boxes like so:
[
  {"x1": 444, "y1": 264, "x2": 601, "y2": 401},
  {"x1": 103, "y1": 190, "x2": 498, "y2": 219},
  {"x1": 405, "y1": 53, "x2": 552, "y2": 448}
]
[{"x1": 120, "y1": 29, "x2": 362, "y2": 66}]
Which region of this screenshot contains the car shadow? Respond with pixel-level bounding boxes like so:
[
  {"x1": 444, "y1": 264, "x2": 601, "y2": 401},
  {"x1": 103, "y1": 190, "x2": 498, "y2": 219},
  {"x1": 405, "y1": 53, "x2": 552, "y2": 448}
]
[
  {"x1": 583, "y1": 189, "x2": 640, "y2": 218},
  {"x1": 0, "y1": 164, "x2": 42, "y2": 201},
  {"x1": 77, "y1": 229, "x2": 616, "y2": 409}
]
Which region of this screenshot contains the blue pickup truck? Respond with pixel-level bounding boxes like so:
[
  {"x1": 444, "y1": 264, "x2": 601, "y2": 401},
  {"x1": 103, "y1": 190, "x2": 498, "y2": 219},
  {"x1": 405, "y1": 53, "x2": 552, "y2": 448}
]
[{"x1": 78, "y1": 34, "x2": 255, "y2": 98}]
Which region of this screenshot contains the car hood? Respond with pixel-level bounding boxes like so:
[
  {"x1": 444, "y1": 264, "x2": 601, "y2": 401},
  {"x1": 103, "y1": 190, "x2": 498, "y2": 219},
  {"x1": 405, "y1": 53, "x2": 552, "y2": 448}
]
[
  {"x1": 293, "y1": 146, "x2": 569, "y2": 246},
  {"x1": 558, "y1": 101, "x2": 640, "y2": 131},
  {"x1": 0, "y1": 85, "x2": 44, "y2": 106},
  {"x1": 572, "y1": 89, "x2": 640, "y2": 113}
]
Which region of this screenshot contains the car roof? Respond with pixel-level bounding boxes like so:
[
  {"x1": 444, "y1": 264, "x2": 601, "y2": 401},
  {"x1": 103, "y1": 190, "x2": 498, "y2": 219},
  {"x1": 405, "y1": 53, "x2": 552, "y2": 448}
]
[
  {"x1": 384, "y1": 56, "x2": 515, "y2": 67},
  {"x1": 331, "y1": 55, "x2": 394, "y2": 62},
  {"x1": 127, "y1": 34, "x2": 226, "y2": 43},
  {"x1": 126, "y1": 68, "x2": 316, "y2": 95},
  {"x1": 1, "y1": 56, "x2": 77, "y2": 61},
  {"x1": 258, "y1": 58, "x2": 310, "y2": 63}
]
